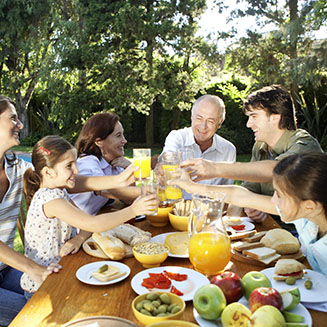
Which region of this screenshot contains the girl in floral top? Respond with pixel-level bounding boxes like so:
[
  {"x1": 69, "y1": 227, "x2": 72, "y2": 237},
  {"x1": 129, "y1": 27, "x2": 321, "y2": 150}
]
[{"x1": 22, "y1": 135, "x2": 158, "y2": 298}]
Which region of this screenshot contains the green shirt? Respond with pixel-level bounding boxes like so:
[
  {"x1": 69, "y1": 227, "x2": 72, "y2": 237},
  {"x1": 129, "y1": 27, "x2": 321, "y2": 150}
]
[{"x1": 242, "y1": 129, "x2": 323, "y2": 195}]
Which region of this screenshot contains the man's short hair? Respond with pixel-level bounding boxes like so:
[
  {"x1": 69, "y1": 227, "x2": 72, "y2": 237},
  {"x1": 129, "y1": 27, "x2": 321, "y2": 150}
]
[
  {"x1": 192, "y1": 94, "x2": 225, "y2": 121},
  {"x1": 243, "y1": 85, "x2": 297, "y2": 130}
]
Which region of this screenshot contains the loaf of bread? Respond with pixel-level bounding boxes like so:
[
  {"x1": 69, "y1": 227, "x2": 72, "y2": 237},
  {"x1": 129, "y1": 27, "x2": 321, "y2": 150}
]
[
  {"x1": 101, "y1": 224, "x2": 151, "y2": 247},
  {"x1": 82, "y1": 237, "x2": 109, "y2": 259},
  {"x1": 260, "y1": 229, "x2": 300, "y2": 254},
  {"x1": 92, "y1": 233, "x2": 126, "y2": 260}
]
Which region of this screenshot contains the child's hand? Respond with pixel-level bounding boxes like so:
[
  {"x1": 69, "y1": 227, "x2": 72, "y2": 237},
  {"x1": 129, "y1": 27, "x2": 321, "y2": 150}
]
[
  {"x1": 30, "y1": 262, "x2": 62, "y2": 285},
  {"x1": 131, "y1": 194, "x2": 159, "y2": 216},
  {"x1": 116, "y1": 164, "x2": 138, "y2": 187},
  {"x1": 60, "y1": 237, "x2": 83, "y2": 257}
]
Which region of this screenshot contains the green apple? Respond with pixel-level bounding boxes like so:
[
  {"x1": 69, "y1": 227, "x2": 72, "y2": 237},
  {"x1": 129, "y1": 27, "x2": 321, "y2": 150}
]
[
  {"x1": 241, "y1": 271, "x2": 272, "y2": 300},
  {"x1": 280, "y1": 288, "x2": 301, "y2": 311},
  {"x1": 221, "y1": 302, "x2": 251, "y2": 327},
  {"x1": 283, "y1": 311, "x2": 305, "y2": 323},
  {"x1": 249, "y1": 305, "x2": 285, "y2": 327},
  {"x1": 285, "y1": 323, "x2": 308, "y2": 327},
  {"x1": 193, "y1": 284, "x2": 226, "y2": 320}
]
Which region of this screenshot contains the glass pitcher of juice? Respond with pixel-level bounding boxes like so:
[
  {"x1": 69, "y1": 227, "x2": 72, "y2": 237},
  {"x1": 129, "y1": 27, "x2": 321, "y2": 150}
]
[{"x1": 188, "y1": 192, "x2": 231, "y2": 276}]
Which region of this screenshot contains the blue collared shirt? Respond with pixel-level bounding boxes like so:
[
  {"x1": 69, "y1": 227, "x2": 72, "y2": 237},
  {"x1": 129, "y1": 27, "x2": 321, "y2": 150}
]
[{"x1": 294, "y1": 218, "x2": 327, "y2": 275}]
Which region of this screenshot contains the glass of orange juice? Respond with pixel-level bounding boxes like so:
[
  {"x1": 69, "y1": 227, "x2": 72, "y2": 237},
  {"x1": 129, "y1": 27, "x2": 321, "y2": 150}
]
[
  {"x1": 164, "y1": 168, "x2": 183, "y2": 202},
  {"x1": 189, "y1": 192, "x2": 231, "y2": 276},
  {"x1": 133, "y1": 148, "x2": 151, "y2": 179}
]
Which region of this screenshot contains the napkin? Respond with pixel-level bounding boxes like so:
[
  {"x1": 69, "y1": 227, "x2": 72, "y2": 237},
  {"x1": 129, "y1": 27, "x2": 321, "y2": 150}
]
[{"x1": 302, "y1": 301, "x2": 327, "y2": 312}]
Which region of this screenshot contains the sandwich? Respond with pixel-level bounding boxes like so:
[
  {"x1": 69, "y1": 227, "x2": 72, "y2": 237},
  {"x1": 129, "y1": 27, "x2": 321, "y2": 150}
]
[
  {"x1": 91, "y1": 264, "x2": 126, "y2": 282},
  {"x1": 273, "y1": 259, "x2": 305, "y2": 281},
  {"x1": 261, "y1": 228, "x2": 300, "y2": 254}
]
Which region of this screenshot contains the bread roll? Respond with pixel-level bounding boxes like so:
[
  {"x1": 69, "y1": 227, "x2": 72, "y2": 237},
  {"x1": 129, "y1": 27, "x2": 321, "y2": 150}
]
[
  {"x1": 82, "y1": 237, "x2": 109, "y2": 259},
  {"x1": 92, "y1": 233, "x2": 126, "y2": 260},
  {"x1": 261, "y1": 228, "x2": 300, "y2": 254}
]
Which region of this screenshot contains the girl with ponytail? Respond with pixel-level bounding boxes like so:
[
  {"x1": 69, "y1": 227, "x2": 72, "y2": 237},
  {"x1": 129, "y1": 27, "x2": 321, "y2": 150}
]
[{"x1": 21, "y1": 135, "x2": 157, "y2": 298}]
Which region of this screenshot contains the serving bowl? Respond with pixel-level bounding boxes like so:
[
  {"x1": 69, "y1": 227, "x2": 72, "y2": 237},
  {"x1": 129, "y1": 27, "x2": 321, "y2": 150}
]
[
  {"x1": 132, "y1": 292, "x2": 185, "y2": 326},
  {"x1": 168, "y1": 212, "x2": 189, "y2": 231},
  {"x1": 147, "y1": 321, "x2": 199, "y2": 327},
  {"x1": 132, "y1": 242, "x2": 169, "y2": 268},
  {"x1": 146, "y1": 205, "x2": 174, "y2": 227}
]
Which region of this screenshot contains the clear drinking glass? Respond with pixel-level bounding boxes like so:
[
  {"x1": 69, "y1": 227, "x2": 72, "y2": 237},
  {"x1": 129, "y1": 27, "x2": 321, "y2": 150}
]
[
  {"x1": 177, "y1": 148, "x2": 194, "y2": 163},
  {"x1": 164, "y1": 168, "x2": 183, "y2": 202},
  {"x1": 140, "y1": 178, "x2": 159, "y2": 215},
  {"x1": 133, "y1": 148, "x2": 151, "y2": 179}
]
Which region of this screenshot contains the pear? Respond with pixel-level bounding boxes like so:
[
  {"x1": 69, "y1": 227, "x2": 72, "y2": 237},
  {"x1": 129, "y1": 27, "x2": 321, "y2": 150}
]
[
  {"x1": 283, "y1": 311, "x2": 304, "y2": 323},
  {"x1": 280, "y1": 287, "x2": 301, "y2": 311},
  {"x1": 221, "y1": 302, "x2": 252, "y2": 327},
  {"x1": 249, "y1": 305, "x2": 286, "y2": 327}
]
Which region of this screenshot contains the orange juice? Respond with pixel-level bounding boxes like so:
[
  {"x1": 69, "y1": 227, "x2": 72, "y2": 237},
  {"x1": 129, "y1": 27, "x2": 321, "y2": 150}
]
[
  {"x1": 189, "y1": 232, "x2": 231, "y2": 275},
  {"x1": 165, "y1": 185, "x2": 182, "y2": 200},
  {"x1": 134, "y1": 158, "x2": 151, "y2": 178},
  {"x1": 158, "y1": 188, "x2": 166, "y2": 202},
  {"x1": 162, "y1": 164, "x2": 178, "y2": 171}
]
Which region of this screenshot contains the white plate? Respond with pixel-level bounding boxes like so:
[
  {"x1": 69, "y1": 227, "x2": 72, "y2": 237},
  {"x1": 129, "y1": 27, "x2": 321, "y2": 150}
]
[
  {"x1": 193, "y1": 297, "x2": 312, "y2": 327},
  {"x1": 150, "y1": 232, "x2": 189, "y2": 258},
  {"x1": 226, "y1": 221, "x2": 255, "y2": 233},
  {"x1": 76, "y1": 261, "x2": 130, "y2": 286},
  {"x1": 261, "y1": 267, "x2": 327, "y2": 303},
  {"x1": 131, "y1": 266, "x2": 209, "y2": 301}
]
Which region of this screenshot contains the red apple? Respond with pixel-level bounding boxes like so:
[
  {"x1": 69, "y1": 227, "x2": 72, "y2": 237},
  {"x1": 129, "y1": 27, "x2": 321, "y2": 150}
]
[
  {"x1": 249, "y1": 287, "x2": 283, "y2": 313},
  {"x1": 210, "y1": 271, "x2": 243, "y2": 304}
]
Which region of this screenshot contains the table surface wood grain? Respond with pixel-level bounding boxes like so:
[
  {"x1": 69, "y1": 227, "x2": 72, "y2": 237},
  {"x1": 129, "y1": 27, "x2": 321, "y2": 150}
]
[{"x1": 10, "y1": 216, "x2": 325, "y2": 326}]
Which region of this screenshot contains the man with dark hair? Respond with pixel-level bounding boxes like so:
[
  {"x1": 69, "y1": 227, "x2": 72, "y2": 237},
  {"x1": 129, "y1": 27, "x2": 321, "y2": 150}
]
[{"x1": 181, "y1": 85, "x2": 322, "y2": 225}]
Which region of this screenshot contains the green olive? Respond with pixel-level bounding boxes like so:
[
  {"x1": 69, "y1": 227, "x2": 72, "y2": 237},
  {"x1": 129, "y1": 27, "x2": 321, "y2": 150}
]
[
  {"x1": 159, "y1": 293, "x2": 171, "y2": 305},
  {"x1": 152, "y1": 300, "x2": 161, "y2": 308},
  {"x1": 143, "y1": 302, "x2": 155, "y2": 312},
  {"x1": 135, "y1": 302, "x2": 143, "y2": 311},
  {"x1": 285, "y1": 276, "x2": 296, "y2": 285},
  {"x1": 305, "y1": 279, "x2": 313, "y2": 289},
  {"x1": 140, "y1": 309, "x2": 152, "y2": 316},
  {"x1": 168, "y1": 303, "x2": 177, "y2": 312},
  {"x1": 157, "y1": 305, "x2": 167, "y2": 313},
  {"x1": 146, "y1": 292, "x2": 160, "y2": 301},
  {"x1": 171, "y1": 305, "x2": 181, "y2": 314}
]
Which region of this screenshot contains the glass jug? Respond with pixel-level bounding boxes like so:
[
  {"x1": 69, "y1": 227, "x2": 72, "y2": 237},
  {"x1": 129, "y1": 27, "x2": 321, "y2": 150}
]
[{"x1": 188, "y1": 191, "x2": 231, "y2": 276}]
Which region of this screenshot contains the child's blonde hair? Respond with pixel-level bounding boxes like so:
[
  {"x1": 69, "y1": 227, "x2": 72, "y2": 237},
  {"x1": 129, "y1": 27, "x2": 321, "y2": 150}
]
[{"x1": 24, "y1": 135, "x2": 75, "y2": 206}]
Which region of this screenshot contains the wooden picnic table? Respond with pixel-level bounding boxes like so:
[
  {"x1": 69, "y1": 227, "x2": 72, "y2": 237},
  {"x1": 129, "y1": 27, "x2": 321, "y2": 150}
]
[{"x1": 9, "y1": 215, "x2": 325, "y2": 326}]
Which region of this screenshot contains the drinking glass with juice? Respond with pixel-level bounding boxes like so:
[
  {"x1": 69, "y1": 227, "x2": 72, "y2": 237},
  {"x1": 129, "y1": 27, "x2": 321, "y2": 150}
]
[
  {"x1": 164, "y1": 168, "x2": 183, "y2": 201},
  {"x1": 133, "y1": 148, "x2": 151, "y2": 179}
]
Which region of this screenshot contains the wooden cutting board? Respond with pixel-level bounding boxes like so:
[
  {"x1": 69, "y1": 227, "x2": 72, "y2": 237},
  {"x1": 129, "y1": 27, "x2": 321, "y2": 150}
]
[{"x1": 231, "y1": 246, "x2": 305, "y2": 267}]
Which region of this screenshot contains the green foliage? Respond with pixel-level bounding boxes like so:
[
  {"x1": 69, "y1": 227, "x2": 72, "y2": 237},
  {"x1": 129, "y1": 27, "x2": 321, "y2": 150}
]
[
  {"x1": 296, "y1": 81, "x2": 327, "y2": 150},
  {"x1": 205, "y1": 78, "x2": 254, "y2": 154}
]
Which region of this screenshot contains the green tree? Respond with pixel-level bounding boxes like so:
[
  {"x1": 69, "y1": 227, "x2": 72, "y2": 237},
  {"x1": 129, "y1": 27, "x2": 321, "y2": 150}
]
[
  {"x1": 0, "y1": 0, "x2": 55, "y2": 137},
  {"x1": 44, "y1": 0, "x2": 218, "y2": 146}
]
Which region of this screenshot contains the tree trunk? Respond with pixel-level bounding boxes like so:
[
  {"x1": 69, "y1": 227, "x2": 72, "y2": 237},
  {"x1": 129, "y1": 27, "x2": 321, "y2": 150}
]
[
  {"x1": 146, "y1": 105, "x2": 154, "y2": 147},
  {"x1": 288, "y1": 0, "x2": 299, "y2": 108},
  {"x1": 15, "y1": 93, "x2": 29, "y2": 138}
]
